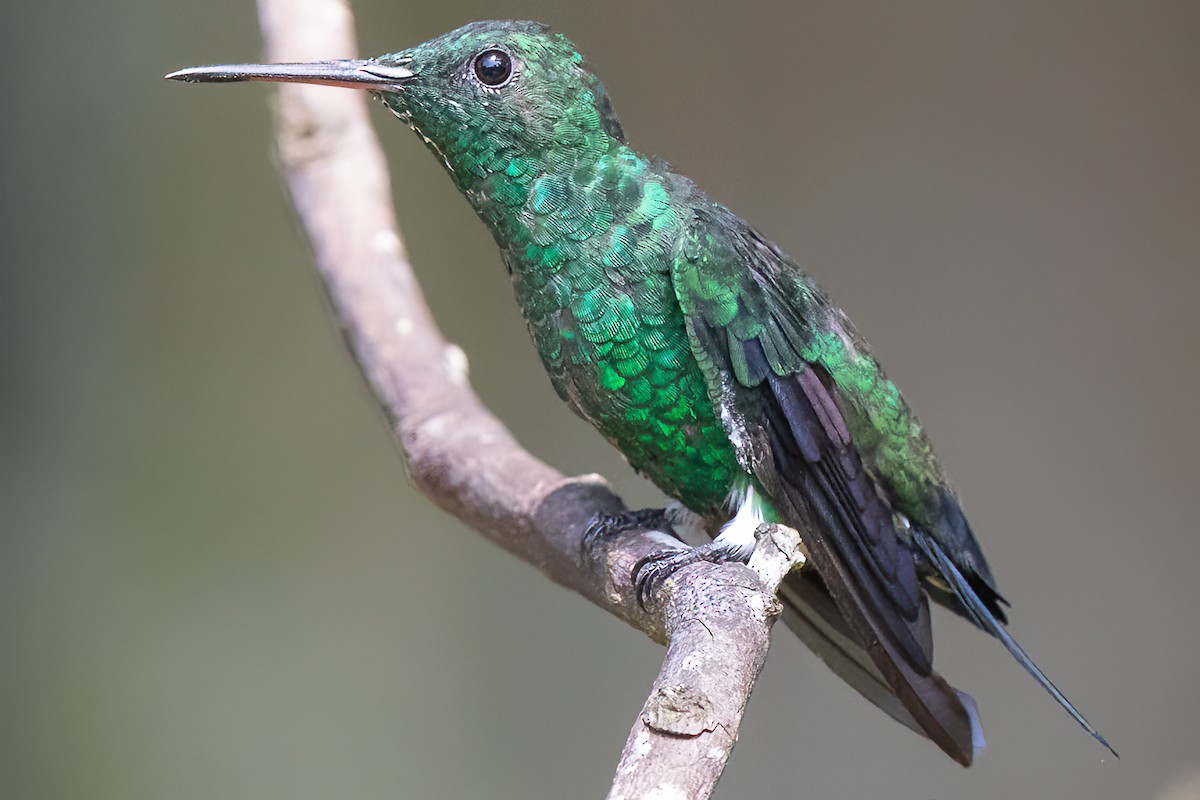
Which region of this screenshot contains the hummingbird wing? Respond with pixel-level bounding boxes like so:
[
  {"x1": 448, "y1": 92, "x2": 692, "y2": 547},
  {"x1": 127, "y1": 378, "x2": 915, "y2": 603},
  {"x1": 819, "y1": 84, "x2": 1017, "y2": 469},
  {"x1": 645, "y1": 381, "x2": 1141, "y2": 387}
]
[{"x1": 672, "y1": 205, "x2": 983, "y2": 765}]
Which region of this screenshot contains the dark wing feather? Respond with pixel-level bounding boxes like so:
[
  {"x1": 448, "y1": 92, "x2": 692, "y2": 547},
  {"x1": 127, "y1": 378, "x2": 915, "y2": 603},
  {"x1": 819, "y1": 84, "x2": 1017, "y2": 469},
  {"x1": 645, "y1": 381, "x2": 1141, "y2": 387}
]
[
  {"x1": 674, "y1": 208, "x2": 982, "y2": 765},
  {"x1": 758, "y1": 352, "x2": 981, "y2": 765}
]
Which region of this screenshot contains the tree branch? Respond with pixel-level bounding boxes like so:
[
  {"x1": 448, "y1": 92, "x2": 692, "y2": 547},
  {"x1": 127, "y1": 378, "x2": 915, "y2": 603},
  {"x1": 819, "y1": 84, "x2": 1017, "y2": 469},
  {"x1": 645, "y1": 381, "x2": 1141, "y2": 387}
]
[{"x1": 251, "y1": 1, "x2": 806, "y2": 796}]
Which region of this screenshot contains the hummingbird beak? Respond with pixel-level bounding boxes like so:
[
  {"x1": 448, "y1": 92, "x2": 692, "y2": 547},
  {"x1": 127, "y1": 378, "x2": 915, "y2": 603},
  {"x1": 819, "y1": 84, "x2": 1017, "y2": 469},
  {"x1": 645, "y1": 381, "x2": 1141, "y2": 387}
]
[{"x1": 164, "y1": 59, "x2": 414, "y2": 90}]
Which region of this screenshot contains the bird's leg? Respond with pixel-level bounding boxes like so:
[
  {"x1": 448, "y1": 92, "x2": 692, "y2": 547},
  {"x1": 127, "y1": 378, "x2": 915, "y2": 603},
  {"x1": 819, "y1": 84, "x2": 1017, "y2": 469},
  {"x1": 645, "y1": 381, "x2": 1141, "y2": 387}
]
[
  {"x1": 581, "y1": 507, "x2": 677, "y2": 560},
  {"x1": 581, "y1": 501, "x2": 711, "y2": 561},
  {"x1": 632, "y1": 485, "x2": 766, "y2": 608}
]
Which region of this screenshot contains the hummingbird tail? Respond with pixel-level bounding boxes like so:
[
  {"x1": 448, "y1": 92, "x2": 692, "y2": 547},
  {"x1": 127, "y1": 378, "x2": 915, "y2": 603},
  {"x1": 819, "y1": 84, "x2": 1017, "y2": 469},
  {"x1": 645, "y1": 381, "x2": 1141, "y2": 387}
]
[
  {"x1": 912, "y1": 531, "x2": 1118, "y2": 758},
  {"x1": 778, "y1": 570, "x2": 986, "y2": 766}
]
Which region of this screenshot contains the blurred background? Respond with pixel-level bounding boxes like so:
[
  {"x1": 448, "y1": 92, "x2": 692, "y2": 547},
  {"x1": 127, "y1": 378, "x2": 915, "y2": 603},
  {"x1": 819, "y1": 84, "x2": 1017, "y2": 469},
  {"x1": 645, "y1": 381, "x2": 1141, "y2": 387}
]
[{"x1": 4, "y1": 1, "x2": 1198, "y2": 798}]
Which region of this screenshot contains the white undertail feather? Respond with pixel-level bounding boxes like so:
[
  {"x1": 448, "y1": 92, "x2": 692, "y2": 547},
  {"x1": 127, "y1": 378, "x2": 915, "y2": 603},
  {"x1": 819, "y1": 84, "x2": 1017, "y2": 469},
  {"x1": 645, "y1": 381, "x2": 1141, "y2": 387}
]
[{"x1": 713, "y1": 481, "x2": 765, "y2": 561}]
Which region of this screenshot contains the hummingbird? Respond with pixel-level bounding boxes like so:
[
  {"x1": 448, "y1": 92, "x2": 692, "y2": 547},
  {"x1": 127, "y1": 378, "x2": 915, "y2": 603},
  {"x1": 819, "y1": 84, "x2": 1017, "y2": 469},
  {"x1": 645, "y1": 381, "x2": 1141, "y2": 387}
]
[{"x1": 168, "y1": 19, "x2": 1114, "y2": 766}]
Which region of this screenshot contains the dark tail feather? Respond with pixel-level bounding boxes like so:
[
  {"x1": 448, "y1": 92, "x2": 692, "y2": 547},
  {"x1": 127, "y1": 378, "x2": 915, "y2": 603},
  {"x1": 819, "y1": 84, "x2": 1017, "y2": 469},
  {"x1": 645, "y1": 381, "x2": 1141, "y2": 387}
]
[
  {"x1": 779, "y1": 572, "x2": 986, "y2": 766},
  {"x1": 779, "y1": 575, "x2": 924, "y2": 737},
  {"x1": 868, "y1": 613, "x2": 984, "y2": 767},
  {"x1": 913, "y1": 531, "x2": 1118, "y2": 759}
]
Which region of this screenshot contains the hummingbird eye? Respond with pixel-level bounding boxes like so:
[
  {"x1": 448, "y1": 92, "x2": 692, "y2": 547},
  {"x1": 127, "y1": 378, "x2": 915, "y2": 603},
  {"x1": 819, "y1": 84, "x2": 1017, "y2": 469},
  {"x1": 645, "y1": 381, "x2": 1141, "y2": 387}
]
[{"x1": 473, "y1": 49, "x2": 513, "y2": 87}]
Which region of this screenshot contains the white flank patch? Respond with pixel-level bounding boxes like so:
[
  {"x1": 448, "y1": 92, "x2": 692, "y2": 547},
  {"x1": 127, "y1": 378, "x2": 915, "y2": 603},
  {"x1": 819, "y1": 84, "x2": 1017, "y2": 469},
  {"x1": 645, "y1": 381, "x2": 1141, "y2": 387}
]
[
  {"x1": 719, "y1": 401, "x2": 747, "y2": 452},
  {"x1": 717, "y1": 375, "x2": 750, "y2": 456}
]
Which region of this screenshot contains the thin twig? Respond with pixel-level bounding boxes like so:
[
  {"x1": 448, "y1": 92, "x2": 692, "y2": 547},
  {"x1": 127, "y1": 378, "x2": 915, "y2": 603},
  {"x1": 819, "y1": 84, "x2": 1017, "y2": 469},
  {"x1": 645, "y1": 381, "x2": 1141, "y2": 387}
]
[{"x1": 250, "y1": 1, "x2": 806, "y2": 796}]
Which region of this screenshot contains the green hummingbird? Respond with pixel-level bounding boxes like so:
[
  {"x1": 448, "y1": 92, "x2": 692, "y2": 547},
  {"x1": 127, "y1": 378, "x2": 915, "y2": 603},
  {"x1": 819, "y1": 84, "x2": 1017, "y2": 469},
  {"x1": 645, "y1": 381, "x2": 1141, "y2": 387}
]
[{"x1": 168, "y1": 19, "x2": 1114, "y2": 766}]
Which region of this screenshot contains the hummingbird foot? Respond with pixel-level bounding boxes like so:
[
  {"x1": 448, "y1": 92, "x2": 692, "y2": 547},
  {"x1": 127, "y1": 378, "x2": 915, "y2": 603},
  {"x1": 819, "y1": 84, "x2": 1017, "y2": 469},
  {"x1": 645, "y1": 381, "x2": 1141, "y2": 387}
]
[
  {"x1": 632, "y1": 538, "x2": 754, "y2": 610},
  {"x1": 581, "y1": 507, "x2": 678, "y2": 561},
  {"x1": 632, "y1": 485, "x2": 766, "y2": 608}
]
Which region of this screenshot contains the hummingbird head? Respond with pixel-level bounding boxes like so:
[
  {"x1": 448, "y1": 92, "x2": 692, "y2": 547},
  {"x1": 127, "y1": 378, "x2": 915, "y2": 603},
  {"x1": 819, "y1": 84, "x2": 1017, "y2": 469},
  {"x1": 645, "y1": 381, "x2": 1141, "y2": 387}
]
[
  {"x1": 380, "y1": 21, "x2": 625, "y2": 165},
  {"x1": 168, "y1": 21, "x2": 626, "y2": 191}
]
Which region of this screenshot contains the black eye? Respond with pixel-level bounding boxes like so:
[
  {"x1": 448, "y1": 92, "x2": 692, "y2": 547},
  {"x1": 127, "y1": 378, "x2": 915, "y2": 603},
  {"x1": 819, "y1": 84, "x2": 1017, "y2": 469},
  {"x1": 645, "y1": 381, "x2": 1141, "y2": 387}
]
[{"x1": 473, "y1": 49, "x2": 512, "y2": 87}]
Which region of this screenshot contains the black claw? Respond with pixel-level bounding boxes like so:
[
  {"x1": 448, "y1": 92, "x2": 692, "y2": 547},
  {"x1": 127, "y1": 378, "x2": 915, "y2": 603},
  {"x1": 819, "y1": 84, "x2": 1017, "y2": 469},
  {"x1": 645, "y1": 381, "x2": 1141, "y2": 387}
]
[
  {"x1": 632, "y1": 548, "x2": 692, "y2": 608},
  {"x1": 632, "y1": 545, "x2": 717, "y2": 609},
  {"x1": 581, "y1": 508, "x2": 673, "y2": 560}
]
